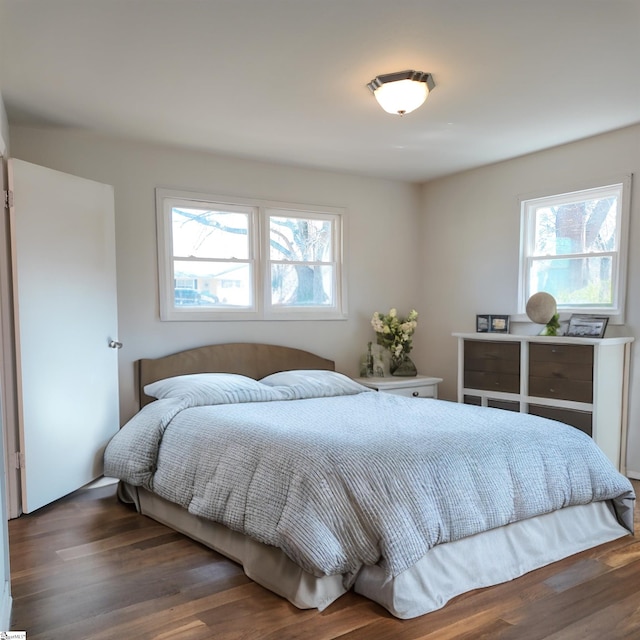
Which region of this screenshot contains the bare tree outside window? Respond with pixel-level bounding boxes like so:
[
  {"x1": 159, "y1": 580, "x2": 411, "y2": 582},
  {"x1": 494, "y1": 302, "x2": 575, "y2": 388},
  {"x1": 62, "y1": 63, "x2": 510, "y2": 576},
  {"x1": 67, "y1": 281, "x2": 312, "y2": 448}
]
[{"x1": 269, "y1": 216, "x2": 334, "y2": 307}]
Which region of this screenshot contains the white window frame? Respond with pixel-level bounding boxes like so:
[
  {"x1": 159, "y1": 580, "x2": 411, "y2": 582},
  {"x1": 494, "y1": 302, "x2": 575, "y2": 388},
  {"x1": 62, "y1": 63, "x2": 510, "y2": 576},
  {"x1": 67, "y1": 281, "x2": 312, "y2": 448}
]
[
  {"x1": 263, "y1": 207, "x2": 344, "y2": 320},
  {"x1": 156, "y1": 188, "x2": 347, "y2": 321},
  {"x1": 517, "y1": 175, "x2": 631, "y2": 324}
]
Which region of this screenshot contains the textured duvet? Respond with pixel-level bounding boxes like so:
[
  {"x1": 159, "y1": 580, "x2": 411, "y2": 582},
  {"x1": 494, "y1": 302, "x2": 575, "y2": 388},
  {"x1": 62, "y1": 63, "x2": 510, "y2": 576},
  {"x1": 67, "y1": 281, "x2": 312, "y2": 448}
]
[{"x1": 104, "y1": 391, "x2": 635, "y2": 583}]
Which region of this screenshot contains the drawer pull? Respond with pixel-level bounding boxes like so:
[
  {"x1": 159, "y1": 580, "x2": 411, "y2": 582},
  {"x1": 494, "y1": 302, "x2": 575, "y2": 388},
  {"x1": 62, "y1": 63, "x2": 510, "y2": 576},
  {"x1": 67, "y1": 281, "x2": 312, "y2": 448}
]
[{"x1": 412, "y1": 391, "x2": 420, "y2": 397}]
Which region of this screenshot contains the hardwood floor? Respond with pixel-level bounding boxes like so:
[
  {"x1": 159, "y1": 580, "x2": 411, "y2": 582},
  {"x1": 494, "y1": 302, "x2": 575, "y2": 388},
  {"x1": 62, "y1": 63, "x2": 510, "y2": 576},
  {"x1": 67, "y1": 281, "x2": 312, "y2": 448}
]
[{"x1": 8, "y1": 480, "x2": 640, "y2": 640}]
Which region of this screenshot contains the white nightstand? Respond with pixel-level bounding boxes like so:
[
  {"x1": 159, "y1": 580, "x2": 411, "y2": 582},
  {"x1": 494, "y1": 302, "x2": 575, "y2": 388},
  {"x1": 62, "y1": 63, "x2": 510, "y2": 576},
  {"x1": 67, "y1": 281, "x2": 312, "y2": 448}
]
[{"x1": 354, "y1": 375, "x2": 443, "y2": 399}]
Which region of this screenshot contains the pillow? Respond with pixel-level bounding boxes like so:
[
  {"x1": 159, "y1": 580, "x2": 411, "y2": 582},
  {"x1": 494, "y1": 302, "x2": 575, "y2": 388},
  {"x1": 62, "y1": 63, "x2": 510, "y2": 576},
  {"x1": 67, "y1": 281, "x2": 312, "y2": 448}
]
[
  {"x1": 143, "y1": 373, "x2": 287, "y2": 405},
  {"x1": 260, "y1": 369, "x2": 371, "y2": 400}
]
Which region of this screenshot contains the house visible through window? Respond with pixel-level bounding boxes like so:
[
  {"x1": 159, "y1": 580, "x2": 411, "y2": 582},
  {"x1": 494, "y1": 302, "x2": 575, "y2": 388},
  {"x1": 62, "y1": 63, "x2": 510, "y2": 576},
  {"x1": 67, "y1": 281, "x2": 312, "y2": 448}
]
[
  {"x1": 518, "y1": 177, "x2": 631, "y2": 323},
  {"x1": 156, "y1": 189, "x2": 346, "y2": 321}
]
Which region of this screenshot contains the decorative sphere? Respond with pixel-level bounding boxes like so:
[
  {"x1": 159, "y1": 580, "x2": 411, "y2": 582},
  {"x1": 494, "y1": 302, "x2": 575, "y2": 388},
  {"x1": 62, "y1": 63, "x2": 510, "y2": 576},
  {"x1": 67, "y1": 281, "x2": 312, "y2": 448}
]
[{"x1": 526, "y1": 292, "x2": 557, "y2": 324}]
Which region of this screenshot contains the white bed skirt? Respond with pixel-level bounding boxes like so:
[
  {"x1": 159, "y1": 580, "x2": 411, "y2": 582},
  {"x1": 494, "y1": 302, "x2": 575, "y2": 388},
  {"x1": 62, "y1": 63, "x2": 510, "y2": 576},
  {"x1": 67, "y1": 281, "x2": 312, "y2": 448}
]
[{"x1": 119, "y1": 483, "x2": 630, "y2": 619}]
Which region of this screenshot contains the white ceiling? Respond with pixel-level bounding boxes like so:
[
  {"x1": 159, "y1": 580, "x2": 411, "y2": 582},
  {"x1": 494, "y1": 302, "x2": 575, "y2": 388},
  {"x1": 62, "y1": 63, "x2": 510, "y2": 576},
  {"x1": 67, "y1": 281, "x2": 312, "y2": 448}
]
[{"x1": 1, "y1": 0, "x2": 639, "y2": 183}]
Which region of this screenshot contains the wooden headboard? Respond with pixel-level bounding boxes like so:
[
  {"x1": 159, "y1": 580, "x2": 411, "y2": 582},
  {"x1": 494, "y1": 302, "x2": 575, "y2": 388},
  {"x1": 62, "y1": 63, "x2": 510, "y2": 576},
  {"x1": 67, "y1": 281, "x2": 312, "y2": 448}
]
[{"x1": 137, "y1": 342, "x2": 335, "y2": 407}]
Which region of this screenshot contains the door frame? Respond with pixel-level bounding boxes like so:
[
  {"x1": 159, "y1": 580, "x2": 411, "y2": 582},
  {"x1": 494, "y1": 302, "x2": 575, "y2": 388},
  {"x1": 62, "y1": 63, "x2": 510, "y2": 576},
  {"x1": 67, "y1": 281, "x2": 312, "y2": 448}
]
[
  {"x1": 0, "y1": 153, "x2": 21, "y2": 519},
  {"x1": 0, "y1": 135, "x2": 15, "y2": 627}
]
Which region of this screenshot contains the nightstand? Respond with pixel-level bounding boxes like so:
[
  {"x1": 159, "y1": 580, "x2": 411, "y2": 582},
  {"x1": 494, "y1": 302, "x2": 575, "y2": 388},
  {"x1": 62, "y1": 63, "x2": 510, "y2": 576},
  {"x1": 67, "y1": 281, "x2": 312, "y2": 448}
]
[{"x1": 354, "y1": 375, "x2": 443, "y2": 398}]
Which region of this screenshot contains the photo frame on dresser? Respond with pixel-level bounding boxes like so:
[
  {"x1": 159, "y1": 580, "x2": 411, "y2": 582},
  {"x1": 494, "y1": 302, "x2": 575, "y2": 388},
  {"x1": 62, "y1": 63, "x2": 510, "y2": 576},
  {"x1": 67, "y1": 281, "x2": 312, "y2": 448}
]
[
  {"x1": 566, "y1": 314, "x2": 609, "y2": 338},
  {"x1": 476, "y1": 315, "x2": 490, "y2": 332},
  {"x1": 476, "y1": 314, "x2": 510, "y2": 333}
]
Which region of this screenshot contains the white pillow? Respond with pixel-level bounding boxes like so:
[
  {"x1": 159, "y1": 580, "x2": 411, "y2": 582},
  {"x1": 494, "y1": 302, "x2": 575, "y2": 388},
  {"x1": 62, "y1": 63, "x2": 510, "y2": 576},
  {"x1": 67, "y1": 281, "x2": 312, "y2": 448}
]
[
  {"x1": 260, "y1": 369, "x2": 371, "y2": 400},
  {"x1": 144, "y1": 373, "x2": 287, "y2": 405}
]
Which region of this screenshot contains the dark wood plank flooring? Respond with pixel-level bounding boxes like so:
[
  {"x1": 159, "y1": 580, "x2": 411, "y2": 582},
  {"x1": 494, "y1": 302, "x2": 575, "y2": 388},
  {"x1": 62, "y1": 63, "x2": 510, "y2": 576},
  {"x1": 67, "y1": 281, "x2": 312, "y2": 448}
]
[{"x1": 8, "y1": 480, "x2": 640, "y2": 640}]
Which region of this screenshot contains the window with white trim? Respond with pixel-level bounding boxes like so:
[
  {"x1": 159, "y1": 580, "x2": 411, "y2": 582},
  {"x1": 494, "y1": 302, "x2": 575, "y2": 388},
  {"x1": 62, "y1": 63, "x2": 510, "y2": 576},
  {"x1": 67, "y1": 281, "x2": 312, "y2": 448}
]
[
  {"x1": 156, "y1": 189, "x2": 346, "y2": 321},
  {"x1": 518, "y1": 176, "x2": 631, "y2": 323}
]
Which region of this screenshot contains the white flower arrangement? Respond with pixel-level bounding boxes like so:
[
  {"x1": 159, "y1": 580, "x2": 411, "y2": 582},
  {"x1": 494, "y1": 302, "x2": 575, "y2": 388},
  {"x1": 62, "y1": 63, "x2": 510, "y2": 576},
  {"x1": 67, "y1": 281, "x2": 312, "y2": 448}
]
[{"x1": 371, "y1": 308, "x2": 419, "y2": 360}]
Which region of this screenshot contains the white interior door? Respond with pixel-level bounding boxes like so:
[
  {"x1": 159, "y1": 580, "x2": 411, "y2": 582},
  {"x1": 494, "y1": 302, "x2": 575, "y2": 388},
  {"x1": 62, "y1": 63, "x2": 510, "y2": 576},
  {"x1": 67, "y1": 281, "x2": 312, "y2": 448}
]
[{"x1": 8, "y1": 158, "x2": 120, "y2": 513}]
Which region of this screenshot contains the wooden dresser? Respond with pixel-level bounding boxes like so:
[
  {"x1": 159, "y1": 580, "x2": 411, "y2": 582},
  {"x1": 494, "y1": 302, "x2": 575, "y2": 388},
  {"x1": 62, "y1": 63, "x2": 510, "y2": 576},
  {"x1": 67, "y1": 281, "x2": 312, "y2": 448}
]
[{"x1": 453, "y1": 333, "x2": 634, "y2": 473}]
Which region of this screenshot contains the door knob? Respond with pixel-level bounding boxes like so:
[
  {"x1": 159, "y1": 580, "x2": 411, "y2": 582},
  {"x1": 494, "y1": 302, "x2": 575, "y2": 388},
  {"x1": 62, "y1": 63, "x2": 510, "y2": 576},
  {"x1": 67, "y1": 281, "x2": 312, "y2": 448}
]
[{"x1": 108, "y1": 339, "x2": 123, "y2": 349}]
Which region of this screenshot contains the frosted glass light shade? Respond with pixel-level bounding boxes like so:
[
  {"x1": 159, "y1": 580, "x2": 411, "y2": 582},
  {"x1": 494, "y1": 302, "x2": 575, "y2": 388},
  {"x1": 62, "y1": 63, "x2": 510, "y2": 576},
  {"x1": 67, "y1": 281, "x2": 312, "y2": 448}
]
[
  {"x1": 374, "y1": 79, "x2": 428, "y2": 115},
  {"x1": 367, "y1": 70, "x2": 435, "y2": 116}
]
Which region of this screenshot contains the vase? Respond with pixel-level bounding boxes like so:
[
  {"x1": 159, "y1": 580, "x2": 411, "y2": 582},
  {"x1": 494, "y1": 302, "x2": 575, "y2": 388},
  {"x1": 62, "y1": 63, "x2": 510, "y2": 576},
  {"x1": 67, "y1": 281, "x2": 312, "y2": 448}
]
[
  {"x1": 359, "y1": 342, "x2": 375, "y2": 377},
  {"x1": 390, "y1": 354, "x2": 418, "y2": 377}
]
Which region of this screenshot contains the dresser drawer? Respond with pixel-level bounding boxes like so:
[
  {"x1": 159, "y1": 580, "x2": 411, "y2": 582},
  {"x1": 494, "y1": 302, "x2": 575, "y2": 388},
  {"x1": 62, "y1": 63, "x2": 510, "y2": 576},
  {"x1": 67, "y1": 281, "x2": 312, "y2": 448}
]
[
  {"x1": 464, "y1": 340, "x2": 520, "y2": 373},
  {"x1": 529, "y1": 343, "x2": 593, "y2": 377},
  {"x1": 529, "y1": 343, "x2": 593, "y2": 402},
  {"x1": 464, "y1": 371, "x2": 520, "y2": 393},
  {"x1": 355, "y1": 376, "x2": 441, "y2": 397},
  {"x1": 487, "y1": 399, "x2": 520, "y2": 412},
  {"x1": 384, "y1": 384, "x2": 437, "y2": 399},
  {"x1": 528, "y1": 377, "x2": 593, "y2": 403},
  {"x1": 462, "y1": 396, "x2": 520, "y2": 411},
  {"x1": 528, "y1": 404, "x2": 593, "y2": 436},
  {"x1": 464, "y1": 340, "x2": 520, "y2": 392}
]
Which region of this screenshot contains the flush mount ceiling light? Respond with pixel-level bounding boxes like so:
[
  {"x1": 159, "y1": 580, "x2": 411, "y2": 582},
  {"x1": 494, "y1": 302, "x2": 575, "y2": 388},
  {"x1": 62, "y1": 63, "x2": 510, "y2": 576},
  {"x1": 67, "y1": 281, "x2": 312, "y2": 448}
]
[{"x1": 367, "y1": 70, "x2": 435, "y2": 116}]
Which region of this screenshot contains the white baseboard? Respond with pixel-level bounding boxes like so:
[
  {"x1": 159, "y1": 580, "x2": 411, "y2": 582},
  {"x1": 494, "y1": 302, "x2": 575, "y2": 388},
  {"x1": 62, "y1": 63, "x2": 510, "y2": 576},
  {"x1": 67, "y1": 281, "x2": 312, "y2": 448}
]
[{"x1": 626, "y1": 470, "x2": 640, "y2": 480}]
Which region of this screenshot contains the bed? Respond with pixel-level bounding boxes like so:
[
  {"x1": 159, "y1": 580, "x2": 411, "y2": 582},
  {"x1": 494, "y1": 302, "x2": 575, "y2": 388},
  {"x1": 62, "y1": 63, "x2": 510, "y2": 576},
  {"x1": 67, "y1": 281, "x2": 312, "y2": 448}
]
[{"x1": 104, "y1": 342, "x2": 635, "y2": 619}]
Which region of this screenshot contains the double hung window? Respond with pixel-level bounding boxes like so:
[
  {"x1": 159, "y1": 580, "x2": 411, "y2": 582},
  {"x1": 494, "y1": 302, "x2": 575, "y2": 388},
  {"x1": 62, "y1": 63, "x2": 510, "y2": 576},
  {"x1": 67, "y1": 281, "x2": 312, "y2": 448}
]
[
  {"x1": 156, "y1": 189, "x2": 346, "y2": 321},
  {"x1": 518, "y1": 176, "x2": 631, "y2": 323}
]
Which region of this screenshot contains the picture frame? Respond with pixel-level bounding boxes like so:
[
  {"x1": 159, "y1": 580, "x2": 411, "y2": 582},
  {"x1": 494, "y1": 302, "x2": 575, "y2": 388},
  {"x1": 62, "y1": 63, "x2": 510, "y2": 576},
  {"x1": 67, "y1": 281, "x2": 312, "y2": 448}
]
[
  {"x1": 566, "y1": 314, "x2": 609, "y2": 338},
  {"x1": 476, "y1": 314, "x2": 490, "y2": 332},
  {"x1": 476, "y1": 314, "x2": 510, "y2": 334},
  {"x1": 490, "y1": 315, "x2": 510, "y2": 333}
]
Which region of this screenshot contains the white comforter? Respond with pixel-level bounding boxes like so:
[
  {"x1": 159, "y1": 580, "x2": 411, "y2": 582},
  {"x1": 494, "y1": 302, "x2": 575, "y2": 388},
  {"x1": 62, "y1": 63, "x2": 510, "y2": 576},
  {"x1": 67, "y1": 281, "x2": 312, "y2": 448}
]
[{"x1": 104, "y1": 392, "x2": 635, "y2": 583}]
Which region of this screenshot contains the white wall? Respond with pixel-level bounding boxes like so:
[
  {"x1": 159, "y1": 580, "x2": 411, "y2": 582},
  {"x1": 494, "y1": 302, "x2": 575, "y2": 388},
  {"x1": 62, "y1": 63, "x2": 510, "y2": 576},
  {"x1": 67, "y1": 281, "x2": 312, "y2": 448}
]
[
  {"x1": 10, "y1": 122, "x2": 640, "y2": 475},
  {"x1": 9, "y1": 125, "x2": 423, "y2": 422},
  {"x1": 418, "y1": 124, "x2": 640, "y2": 476}
]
